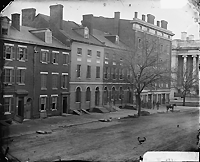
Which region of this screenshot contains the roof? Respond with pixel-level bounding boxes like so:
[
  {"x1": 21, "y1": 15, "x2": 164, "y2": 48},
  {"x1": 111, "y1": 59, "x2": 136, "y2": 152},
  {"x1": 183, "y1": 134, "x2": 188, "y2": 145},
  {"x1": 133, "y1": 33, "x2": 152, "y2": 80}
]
[
  {"x1": 39, "y1": 14, "x2": 103, "y2": 46},
  {"x1": 92, "y1": 29, "x2": 129, "y2": 50},
  {"x1": 172, "y1": 39, "x2": 200, "y2": 50},
  {"x1": 2, "y1": 25, "x2": 68, "y2": 49}
]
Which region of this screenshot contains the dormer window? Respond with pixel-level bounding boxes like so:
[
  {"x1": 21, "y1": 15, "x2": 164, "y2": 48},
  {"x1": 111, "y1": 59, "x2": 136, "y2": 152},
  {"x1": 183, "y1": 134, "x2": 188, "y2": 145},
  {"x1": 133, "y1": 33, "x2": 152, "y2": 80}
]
[
  {"x1": 1, "y1": 16, "x2": 10, "y2": 35},
  {"x1": 84, "y1": 27, "x2": 89, "y2": 39},
  {"x1": 2, "y1": 28, "x2": 8, "y2": 35},
  {"x1": 115, "y1": 35, "x2": 119, "y2": 44}
]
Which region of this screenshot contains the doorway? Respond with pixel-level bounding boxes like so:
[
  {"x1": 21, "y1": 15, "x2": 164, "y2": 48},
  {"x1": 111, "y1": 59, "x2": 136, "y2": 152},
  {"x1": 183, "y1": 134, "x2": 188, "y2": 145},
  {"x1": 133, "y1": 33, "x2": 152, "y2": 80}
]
[
  {"x1": 62, "y1": 97, "x2": 68, "y2": 114},
  {"x1": 18, "y1": 97, "x2": 24, "y2": 117},
  {"x1": 95, "y1": 87, "x2": 100, "y2": 106}
]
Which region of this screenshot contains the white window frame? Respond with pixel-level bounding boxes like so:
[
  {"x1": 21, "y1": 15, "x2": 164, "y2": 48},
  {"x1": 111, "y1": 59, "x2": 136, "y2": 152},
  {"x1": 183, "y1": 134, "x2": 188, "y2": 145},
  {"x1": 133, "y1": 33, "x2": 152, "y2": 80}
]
[
  {"x1": 52, "y1": 72, "x2": 59, "y2": 89},
  {"x1": 77, "y1": 48, "x2": 82, "y2": 56},
  {"x1": 41, "y1": 49, "x2": 50, "y2": 64},
  {"x1": 52, "y1": 51, "x2": 59, "y2": 65},
  {"x1": 87, "y1": 49, "x2": 92, "y2": 57},
  {"x1": 17, "y1": 45, "x2": 28, "y2": 62},
  {"x1": 16, "y1": 67, "x2": 26, "y2": 85},
  {"x1": 62, "y1": 52, "x2": 69, "y2": 65},
  {"x1": 61, "y1": 73, "x2": 68, "y2": 89},
  {"x1": 4, "y1": 66, "x2": 14, "y2": 85},
  {"x1": 40, "y1": 72, "x2": 48, "y2": 90},
  {"x1": 3, "y1": 95, "x2": 13, "y2": 114},
  {"x1": 4, "y1": 43, "x2": 14, "y2": 61},
  {"x1": 39, "y1": 95, "x2": 47, "y2": 112},
  {"x1": 51, "y1": 95, "x2": 58, "y2": 111}
]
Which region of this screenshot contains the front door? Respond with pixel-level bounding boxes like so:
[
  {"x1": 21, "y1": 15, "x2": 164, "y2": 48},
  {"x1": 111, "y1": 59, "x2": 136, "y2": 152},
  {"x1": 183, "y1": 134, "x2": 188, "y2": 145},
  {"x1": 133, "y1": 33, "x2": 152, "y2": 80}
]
[
  {"x1": 63, "y1": 97, "x2": 68, "y2": 113},
  {"x1": 95, "y1": 89, "x2": 99, "y2": 106},
  {"x1": 18, "y1": 97, "x2": 24, "y2": 117}
]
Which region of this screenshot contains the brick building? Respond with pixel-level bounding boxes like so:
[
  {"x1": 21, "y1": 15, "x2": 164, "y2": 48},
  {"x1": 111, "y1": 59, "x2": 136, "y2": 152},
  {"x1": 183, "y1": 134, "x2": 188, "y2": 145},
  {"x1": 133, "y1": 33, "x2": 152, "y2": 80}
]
[
  {"x1": 82, "y1": 12, "x2": 174, "y2": 106},
  {"x1": 92, "y1": 29, "x2": 133, "y2": 108},
  {"x1": 21, "y1": 4, "x2": 105, "y2": 112},
  {"x1": 171, "y1": 32, "x2": 199, "y2": 99},
  {"x1": 0, "y1": 13, "x2": 70, "y2": 120}
]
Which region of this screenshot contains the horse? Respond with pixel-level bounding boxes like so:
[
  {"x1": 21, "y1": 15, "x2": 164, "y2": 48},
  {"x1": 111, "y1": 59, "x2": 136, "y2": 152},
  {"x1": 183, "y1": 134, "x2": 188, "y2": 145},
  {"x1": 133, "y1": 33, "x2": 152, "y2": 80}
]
[{"x1": 166, "y1": 103, "x2": 176, "y2": 112}]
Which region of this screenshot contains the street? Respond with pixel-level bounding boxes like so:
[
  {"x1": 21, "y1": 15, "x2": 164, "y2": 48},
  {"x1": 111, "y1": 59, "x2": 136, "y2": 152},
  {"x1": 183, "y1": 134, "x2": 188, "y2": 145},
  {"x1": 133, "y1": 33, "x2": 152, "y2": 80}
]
[{"x1": 5, "y1": 107, "x2": 199, "y2": 162}]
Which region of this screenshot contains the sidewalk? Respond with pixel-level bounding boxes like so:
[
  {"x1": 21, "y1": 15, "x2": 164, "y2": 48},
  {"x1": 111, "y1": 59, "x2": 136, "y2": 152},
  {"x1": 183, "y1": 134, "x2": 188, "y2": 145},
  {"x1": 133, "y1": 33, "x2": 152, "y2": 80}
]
[{"x1": 2, "y1": 105, "x2": 188, "y2": 139}]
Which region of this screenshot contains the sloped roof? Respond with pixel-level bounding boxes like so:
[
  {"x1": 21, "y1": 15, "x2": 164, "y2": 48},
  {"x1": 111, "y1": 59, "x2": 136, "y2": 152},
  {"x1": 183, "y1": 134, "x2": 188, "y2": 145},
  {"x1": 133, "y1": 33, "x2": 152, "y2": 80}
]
[
  {"x1": 39, "y1": 14, "x2": 103, "y2": 46},
  {"x1": 2, "y1": 25, "x2": 67, "y2": 49},
  {"x1": 92, "y1": 29, "x2": 129, "y2": 50}
]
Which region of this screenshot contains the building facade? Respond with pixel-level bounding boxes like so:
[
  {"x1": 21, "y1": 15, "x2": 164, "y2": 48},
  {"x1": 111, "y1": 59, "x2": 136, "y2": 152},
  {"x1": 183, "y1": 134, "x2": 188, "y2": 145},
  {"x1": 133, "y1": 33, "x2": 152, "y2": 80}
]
[
  {"x1": 0, "y1": 13, "x2": 70, "y2": 120},
  {"x1": 82, "y1": 12, "x2": 174, "y2": 106},
  {"x1": 171, "y1": 32, "x2": 200, "y2": 99},
  {"x1": 21, "y1": 4, "x2": 104, "y2": 112}
]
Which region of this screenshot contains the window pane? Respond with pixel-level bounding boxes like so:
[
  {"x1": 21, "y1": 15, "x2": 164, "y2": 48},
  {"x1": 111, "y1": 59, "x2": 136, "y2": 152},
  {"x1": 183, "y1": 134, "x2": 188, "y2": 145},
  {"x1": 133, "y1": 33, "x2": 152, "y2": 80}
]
[
  {"x1": 77, "y1": 48, "x2": 82, "y2": 55},
  {"x1": 97, "y1": 51, "x2": 101, "y2": 58}
]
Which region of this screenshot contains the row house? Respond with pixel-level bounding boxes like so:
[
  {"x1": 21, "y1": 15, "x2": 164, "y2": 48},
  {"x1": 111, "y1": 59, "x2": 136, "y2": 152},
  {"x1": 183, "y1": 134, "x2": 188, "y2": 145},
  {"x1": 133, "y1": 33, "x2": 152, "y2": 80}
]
[
  {"x1": 0, "y1": 13, "x2": 70, "y2": 120},
  {"x1": 91, "y1": 28, "x2": 133, "y2": 108},
  {"x1": 171, "y1": 32, "x2": 200, "y2": 98},
  {"x1": 21, "y1": 4, "x2": 104, "y2": 112},
  {"x1": 82, "y1": 12, "x2": 175, "y2": 106}
]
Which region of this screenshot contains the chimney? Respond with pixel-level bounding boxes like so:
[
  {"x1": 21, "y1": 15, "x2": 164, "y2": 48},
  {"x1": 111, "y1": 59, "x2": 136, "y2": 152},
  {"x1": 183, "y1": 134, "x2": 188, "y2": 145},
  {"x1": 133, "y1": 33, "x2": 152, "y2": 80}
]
[
  {"x1": 147, "y1": 14, "x2": 155, "y2": 24},
  {"x1": 134, "y1": 12, "x2": 138, "y2": 18},
  {"x1": 161, "y1": 20, "x2": 168, "y2": 29},
  {"x1": 188, "y1": 35, "x2": 194, "y2": 40},
  {"x1": 157, "y1": 21, "x2": 160, "y2": 27},
  {"x1": 142, "y1": 15, "x2": 146, "y2": 21},
  {"x1": 22, "y1": 8, "x2": 36, "y2": 27},
  {"x1": 181, "y1": 32, "x2": 187, "y2": 40},
  {"x1": 11, "y1": 13, "x2": 20, "y2": 31},
  {"x1": 114, "y1": 12, "x2": 120, "y2": 36},
  {"x1": 82, "y1": 14, "x2": 93, "y2": 35},
  {"x1": 50, "y1": 4, "x2": 63, "y2": 30}
]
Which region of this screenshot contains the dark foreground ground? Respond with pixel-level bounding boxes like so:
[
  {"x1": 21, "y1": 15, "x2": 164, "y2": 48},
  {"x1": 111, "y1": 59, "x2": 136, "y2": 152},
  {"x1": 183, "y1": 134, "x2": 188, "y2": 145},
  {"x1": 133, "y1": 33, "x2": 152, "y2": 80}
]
[{"x1": 4, "y1": 108, "x2": 199, "y2": 162}]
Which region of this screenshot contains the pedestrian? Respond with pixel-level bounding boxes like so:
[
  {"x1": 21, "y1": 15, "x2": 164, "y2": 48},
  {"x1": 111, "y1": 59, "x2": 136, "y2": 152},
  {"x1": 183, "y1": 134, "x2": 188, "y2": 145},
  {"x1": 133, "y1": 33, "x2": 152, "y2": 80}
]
[
  {"x1": 153, "y1": 101, "x2": 156, "y2": 109},
  {"x1": 156, "y1": 101, "x2": 160, "y2": 110}
]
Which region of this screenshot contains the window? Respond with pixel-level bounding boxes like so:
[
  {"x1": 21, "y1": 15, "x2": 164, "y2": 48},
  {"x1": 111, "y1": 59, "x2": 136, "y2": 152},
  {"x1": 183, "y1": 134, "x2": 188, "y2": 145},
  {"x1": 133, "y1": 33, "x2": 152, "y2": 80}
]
[
  {"x1": 84, "y1": 27, "x2": 89, "y2": 39},
  {"x1": 63, "y1": 52, "x2": 69, "y2": 65},
  {"x1": 87, "y1": 49, "x2": 92, "y2": 57},
  {"x1": 52, "y1": 51, "x2": 59, "y2": 64},
  {"x1": 119, "y1": 87, "x2": 123, "y2": 100},
  {"x1": 105, "y1": 53, "x2": 109, "y2": 60},
  {"x1": 17, "y1": 46, "x2": 28, "y2": 61},
  {"x1": 61, "y1": 73, "x2": 68, "y2": 89},
  {"x1": 96, "y1": 66, "x2": 100, "y2": 78},
  {"x1": 112, "y1": 67, "x2": 116, "y2": 79},
  {"x1": 52, "y1": 73, "x2": 58, "y2": 89},
  {"x1": 41, "y1": 50, "x2": 50, "y2": 63},
  {"x1": 86, "y1": 65, "x2": 91, "y2": 78},
  {"x1": 3, "y1": 44, "x2": 14, "y2": 60},
  {"x1": 104, "y1": 67, "x2": 109, "y2": 79},
  {"x1": 2, "y1": 28, "x2": 8, "y2": 35},
  {"x1": 3, "y1": 96, "x2": 12, "y2": 114},
  {"x1": 86, "y1": 87, "x2": 91, "y2": 101},
  {"x1": 51, "y1": 95, "x2": 58, "y2": 110},
  {"x1": 77, "y1": 64, "x2": 81, "y2": 78},
  {"x1": 75, "y1": 87, "x2": 81, "y2": 102},
  {"x1": 41, "y1": 72, "x2": 48, "y2": 90},
  {"x1": 39, "y1": 96, "x2": 47, "y2": 111},
  {"x1": 77, "y1": 48, "x2": 82, "y2": 55},
  {"x1": 97, "y1": 51, "x2": 101, "y2": 58},
  {"x1": 4, "y1": 67, "x2": 14, "y2": 84},
  {"x1": 16, "y1": 68, "x2": 26, "y2": 84}
]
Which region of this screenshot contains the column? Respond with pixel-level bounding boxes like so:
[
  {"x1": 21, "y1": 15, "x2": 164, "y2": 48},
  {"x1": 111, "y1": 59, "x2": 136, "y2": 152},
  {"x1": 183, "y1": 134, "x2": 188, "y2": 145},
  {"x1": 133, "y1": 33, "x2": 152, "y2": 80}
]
[
  {"x1": 192, "y1": 55, "x2": 197, "y2": 79},
  {"x1": 182, "y1": 55, "x2": 187, "y2": 82}
]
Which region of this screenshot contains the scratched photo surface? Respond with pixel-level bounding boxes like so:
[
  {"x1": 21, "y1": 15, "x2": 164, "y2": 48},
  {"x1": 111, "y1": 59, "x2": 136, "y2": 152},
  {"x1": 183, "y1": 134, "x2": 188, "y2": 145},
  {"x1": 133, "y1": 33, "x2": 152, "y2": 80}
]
[{"x1": 0, "y1": 0, "x2": 199, "y2": 161}]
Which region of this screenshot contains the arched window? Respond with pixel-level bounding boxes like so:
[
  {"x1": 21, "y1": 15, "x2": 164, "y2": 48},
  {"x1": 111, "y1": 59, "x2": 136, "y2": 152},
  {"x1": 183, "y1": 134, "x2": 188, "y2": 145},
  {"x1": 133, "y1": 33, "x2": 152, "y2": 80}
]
[
  {"x1": 111, "y1": 87, "x2": 116, "y2": 100},
  {"x1": 75, "y1": 87, "x2": 81, "y2": 102},
  {"x1": 119, "y1": 87, "x2": 123, "y2": 100},
  {"x1": 86, "y1": 87, "x2": 91, "y2": 101}
]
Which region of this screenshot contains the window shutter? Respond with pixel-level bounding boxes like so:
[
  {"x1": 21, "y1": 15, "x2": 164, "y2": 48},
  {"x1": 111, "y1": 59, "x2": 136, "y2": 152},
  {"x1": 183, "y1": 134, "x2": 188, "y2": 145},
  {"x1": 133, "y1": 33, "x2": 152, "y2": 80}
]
[
  {"x1": 12, "y1": 69, "x2": 15, "y2": 84},
  {"x1": 25, "y1": 48, "x2": 28, "y2": 61},
  {"x1": 3, "y1": 45, "x2": 6, "y2": 58},
  {"x1": 12, "y1": 46, "x2": 15, "y2": 60},
  {"x1": 49, "y1": 96, "x2": 52, "y2": 110},
  {"x1": 22, "y1": 70, "x2": 25, "y2": 84},
  {"x1": 47, "y1": 52, "x2": 50, "y2": 63},
  {"x1": 16, "y1": 69, "x2": 19, "y2": 83},
  {"x1": 61, "y1": 74, "x2": 63, "y2": 88},
  {"x1": 40, "y1": 51, "x2": 42, "y2": 62},
  {"x1": 38, "y1": 97, "x2": 41, "y2": 111},
  {"x1": 17, "y1": 47, "x2": 20, "y2": 60},
  {"x1": 56, "y1": 97, "x2": 58, "y2": 109},
  {"x1": 11, "y1": 97, "x2": 14, "y2": 113},
  {"x1": 45, "y1": 96, "x2": 48, "y2": 111}
]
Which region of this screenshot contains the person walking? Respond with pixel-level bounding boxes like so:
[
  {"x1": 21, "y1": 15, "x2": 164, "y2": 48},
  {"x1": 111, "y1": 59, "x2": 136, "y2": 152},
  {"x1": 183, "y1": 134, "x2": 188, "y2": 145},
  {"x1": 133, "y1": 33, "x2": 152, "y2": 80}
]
[{"x1": 156, "y1": 101, "x2": 160, "y2": 110}]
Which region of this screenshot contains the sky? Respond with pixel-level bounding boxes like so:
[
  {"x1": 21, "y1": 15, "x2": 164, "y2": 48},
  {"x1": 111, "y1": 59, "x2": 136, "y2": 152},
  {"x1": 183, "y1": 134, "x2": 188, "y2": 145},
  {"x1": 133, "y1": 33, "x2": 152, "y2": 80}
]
[{"x1": 1, "y1": 0, "x2": 199, "y2": 39}]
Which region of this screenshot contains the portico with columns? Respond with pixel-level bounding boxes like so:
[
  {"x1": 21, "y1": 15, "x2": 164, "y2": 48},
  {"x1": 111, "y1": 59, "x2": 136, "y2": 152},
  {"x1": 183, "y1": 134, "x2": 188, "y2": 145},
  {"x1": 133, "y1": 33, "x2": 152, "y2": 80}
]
[{"x1": 171, "y1": 32, "x2": 200, "y2": 99}]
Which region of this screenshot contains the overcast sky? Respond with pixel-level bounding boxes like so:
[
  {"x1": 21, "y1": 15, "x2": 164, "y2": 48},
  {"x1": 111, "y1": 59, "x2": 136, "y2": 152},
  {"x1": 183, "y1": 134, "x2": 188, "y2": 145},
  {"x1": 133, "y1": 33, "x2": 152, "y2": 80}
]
[{"x1": 1, "y1": 0, "x2": 199, "y2": 39}]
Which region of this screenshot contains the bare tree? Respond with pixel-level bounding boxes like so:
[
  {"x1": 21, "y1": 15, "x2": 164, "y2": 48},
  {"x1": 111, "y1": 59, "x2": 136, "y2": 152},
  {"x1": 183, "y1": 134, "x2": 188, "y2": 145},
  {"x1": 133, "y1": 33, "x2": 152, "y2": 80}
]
[
  {"x1": 123, "y1": 34, "x2": 171, "y2": 116},
  {"x1": 171, "y1": 65, "x2": 199, "y2": 106}
]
